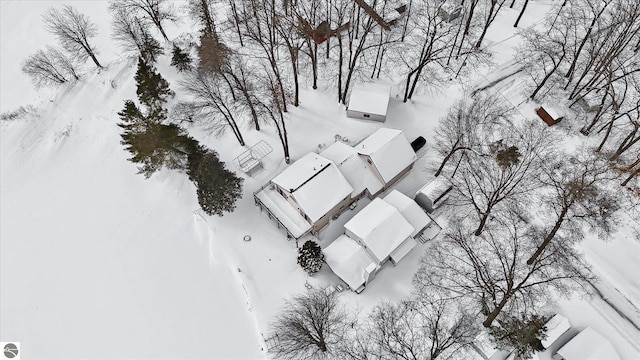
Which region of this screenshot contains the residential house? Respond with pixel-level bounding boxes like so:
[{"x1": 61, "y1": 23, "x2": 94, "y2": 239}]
[
  {"x1": 354, "y1": 127, "x2": 417, "y2": 191},
  {"x1": 254, "y1": 128, "x2": 418, "y2": 239},
  {"x1": 324, "y1": 190, "x2": 441, "y2": 292},
  {"x1": 255, "y1": 153, "x2": 353, "y2": 238},
  {"x1": 320, "y1": 141, "x2": 384, "y2": 199}
]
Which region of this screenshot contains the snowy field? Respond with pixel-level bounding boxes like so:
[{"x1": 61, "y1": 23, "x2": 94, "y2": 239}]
[{"x1": 1, "y1": 0, "x2": 639, "y2": 359}]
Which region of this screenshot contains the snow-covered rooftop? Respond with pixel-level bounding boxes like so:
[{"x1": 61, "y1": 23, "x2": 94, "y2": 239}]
[
  {"x1": 416, "y1": 177, "x2": 450, "y2": 200},
  {"x1": 271, "y1": 153, "x2": 332, "y2": 192},
  {"x1": 541, "y1": 103, "x2": 565, "y2": 120},
  {"x1": 292, "y1": 162, "x2": 353, "y2": 222},
  {"x1": 555, "y1": 327, "x2": 620, "y2": 360},
  {"x1": 255, "y1": 186, "x2": 312, "y2": 238},
  {"x1": 271, "y1": 153, "x2": 353, "y2": 223},
  {"x1": 542, "y1": 314, "x2": 571, "y2": 349},
  {"x1": 347, "y1": 84, "x2": 391, "y2": 116},
  {"x1": 383, "y1": 190, "x2": 431, "y2": 237},
  {"x1": 345, "y1": 198, "x2": 414, "y2": 263},
  {"x1": 355, "y1": 128, "x2": 417, "y2": 183},
  {"x1": 320, "y1": 141, "x2": 384, "y2": 197},
  {"x1": 324, "y1": 235, "x2": 378, "y2": 291}
]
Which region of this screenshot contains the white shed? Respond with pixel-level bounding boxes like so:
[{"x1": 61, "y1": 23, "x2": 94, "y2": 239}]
[{"x1": 347, "y1": 84, "x2": 391, "y2": 122}]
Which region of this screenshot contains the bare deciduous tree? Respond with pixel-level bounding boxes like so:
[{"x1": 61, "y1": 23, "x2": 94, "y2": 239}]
[
  {"x1": 22, "y1": 47, "x2": 79, "y2": 88},
  {"x1": 448, "y1": 121, "x2": 557, "y2": 235},
  {"x1": 432, "y1": 94, "x2": 511, "y2": 177},
  {"x1": 179, "y1": 69, "x2": 245, "y2": 146},
  {"x1": 269, "y1": 289, "x2": 354, "y2": 360},
  {"x1": 42, "y1": 5, "x2": 102, "y2": 69},
  {"x1": 342, "y1": 298, "x2": 476, "y2": 360},
  {"x1": 527, "y1": 153, "x2": 620, "y2": 265},
  {"x1": 257, "y1": 67, "x2": 291, "y2": 163},
  {"x1": 110, "y1": 6, "x2": 161, "y2": 61},
  {"x1": 109, "y1": 0, "x2": 176, "y2": 41},
  {"x1": 413, "y1": 214, "x2": 592, "y2": 328}
]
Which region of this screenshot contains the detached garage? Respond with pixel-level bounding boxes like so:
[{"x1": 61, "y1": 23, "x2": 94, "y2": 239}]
[{"x1": 347, "y1": 84, "x2": 391, "y2": 122}]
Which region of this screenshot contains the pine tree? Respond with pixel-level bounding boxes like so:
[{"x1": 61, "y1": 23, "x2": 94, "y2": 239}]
[
  {"x1": 118, "y1": 100, "x2": 197, "y2": 177},
  {"x1": 496, "y1": 145, "x2": 522, "y2": 169},
  {"x1": 171, "y1": 45, "x2": 192, "y2": 72},
  {"x1": 297, "y1": 240, "x2": 324, "y2": 274},
  {"x1": 140, "y1": 31, "x2": 163, "y2": 64},
  {"x1": 489, "y1": 314, "x2": 547, "y2": 359},
  {"x1": 134, "y1": 57, "x2": 173, "y2": 111},
  {"x1": 188, "y1": 147, "x2": 243, "y2": 216},
  {"x1": 197, "y1": 31, "x2": 229, "y2": 74}
]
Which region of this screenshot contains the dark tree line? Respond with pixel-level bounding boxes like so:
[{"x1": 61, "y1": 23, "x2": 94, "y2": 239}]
[{"x1": 119, "y1": 57, "x2": 243, "y2": 216}]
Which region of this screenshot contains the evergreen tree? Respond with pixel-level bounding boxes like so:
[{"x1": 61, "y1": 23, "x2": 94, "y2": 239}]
[
  {"x1": 171, "y1": 45, "x2": 192, "y2": 72},
  {"x1": 496, "y1": 145, "x2": 522, "y2": 169},
  {"x1": 118, "y1": 100, "x2": 197, "y2": 177},
  {"x1": 489, "y1": 314, "x2": 547, "y2": 359},
  {"x1": 134, "y1": 57, "x2": 173, "y2": 111},
  {"x1": 197, "y1": 31, "x2": 229, "y2": 74},
  {"x1": 297, "y1": 240, "x2": 324, "y2": 274},
  {"x1": 140, "y1": 30, "x2": 163, "y2": 64},
  {"x1": 188, "y1": 147, "x2": 243, "y2": 216}
]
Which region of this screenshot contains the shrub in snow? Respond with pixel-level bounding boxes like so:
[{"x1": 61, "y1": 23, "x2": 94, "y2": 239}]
[
  {"x1": 297, "y1": 240, "x2": 324, "y2": 274},
  {"x1": 489, "y1": 314, "x2": 547, "y2": 359}
]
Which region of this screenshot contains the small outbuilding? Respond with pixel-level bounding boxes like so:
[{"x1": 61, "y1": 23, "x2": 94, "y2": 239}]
[
  {"x1": 347, "y1": 84, "x2": 391, "y2": 122},
  {"x1": 536, "y1": 105, "x2": 564, "y2": 126}
]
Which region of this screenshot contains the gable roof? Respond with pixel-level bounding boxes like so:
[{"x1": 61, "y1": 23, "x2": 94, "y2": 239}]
[
  {"x1": 272, "y1": 153, "x2": 331, "y2": 192},
  {"x1": 345, "y1": 198, "x2": 414, "y2": 262},
  {"x1": 320, "y1": 141, "x2": 384, "y2": 197},
  {"x1": 556, "y1": 327, "x2": 620, "y2": 360},
  {"x1": 347, "y1": 84, "x2": 391, "y2": 116},
  {"x1": 383, "y1": 190, "x2": 431, "y2": 237},
  {"x1": 324, "y1": 234, "x2": 377, "y2": 291},
  {"x1": 272, "y1": 153, "x2": 353, "y2": 223},
  {"x1": 355, "y1": 128, "x2": 417, "y2": 183}
]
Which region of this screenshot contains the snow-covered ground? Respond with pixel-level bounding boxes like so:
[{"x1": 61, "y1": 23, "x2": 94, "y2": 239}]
[{"x1": 2, "y1": 0, "x2": 639, "y2": 359}]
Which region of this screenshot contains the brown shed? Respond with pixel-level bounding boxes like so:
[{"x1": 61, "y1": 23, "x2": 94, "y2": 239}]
[{"x1": 536, "y1": 106, "x2": 563, "y2": 126}]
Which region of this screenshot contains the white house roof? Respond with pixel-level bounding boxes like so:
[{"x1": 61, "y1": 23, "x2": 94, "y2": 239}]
[
  {"x1": 383, "y1": 190, "x2": 431, "y2": 237},
  {"x1": 345, "y1": 198, "x2": 414, "y2": 263},
  {"x1": 347, "y1": 84, "x2": 391, "y2": 116},
  {"x1": 555, "y1": 327, "x2": 620, "y2": 360},
  {"x1": 320, "y1": 142, "x2": 384, "y2": 197},
  {"x1": 541, "y1": 314, "x2": 571, "y2": 349},
  {"x1": 324, "y1": 235, "x2": 377, "y2": 291},
  {"x1": 272, "y1": 153, "x2": 353, "y2": 223},
  {"x1": 355, "y1": 128, "x2": 417, "y2": 183},
  {"x1": 272, "y1": 153, "x2": 331, "y2": 192}
]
